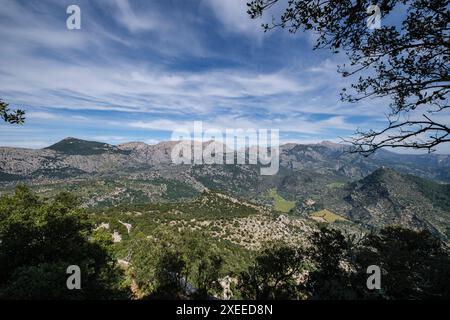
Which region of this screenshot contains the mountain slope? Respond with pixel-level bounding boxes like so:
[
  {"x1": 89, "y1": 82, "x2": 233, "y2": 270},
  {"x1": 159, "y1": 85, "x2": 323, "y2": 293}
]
[
  {"x1": 279, "y1": 142, "x2": 450, "y2": 182},
  {"x1": 332, "y1": 167, "x2": 450, "y2": 240}
]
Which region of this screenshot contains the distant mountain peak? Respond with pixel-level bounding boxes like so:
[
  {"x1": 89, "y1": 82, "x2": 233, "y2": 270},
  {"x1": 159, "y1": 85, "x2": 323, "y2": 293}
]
[
  {"x1": 61, "y1": 137, "x2": 83, "y2": 142},
  {"x1": 45, "y1": 137, "x2": 124, "y2": 155}
]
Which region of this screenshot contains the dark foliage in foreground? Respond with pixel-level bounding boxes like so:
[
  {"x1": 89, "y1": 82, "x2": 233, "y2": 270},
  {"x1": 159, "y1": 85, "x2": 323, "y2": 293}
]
[
  {"x1": 0, "y1": 188, "x2": 448, "y2": 300},
  {"x1": 0, "y1": 99, "x2": 25, "y2": 124},
  {"x1": 0, "y1": 186, "x2": 129, "y2": 299},
  {"x1": 239, "y1": 226, "x2": 450, "y2": 300}
]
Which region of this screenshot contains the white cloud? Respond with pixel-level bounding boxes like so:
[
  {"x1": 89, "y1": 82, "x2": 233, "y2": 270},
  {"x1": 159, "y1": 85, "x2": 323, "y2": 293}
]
[
  {"x1": 204, "y1": 0, "x2": 265, "y2": 37},
  {"x1": 27, "y1": 112, "x2": 61, "y2": 121},
  {"x1": 0, "y1": 48, "x2": 312, "y2": 116},
  {"x1": 113, "y1": 0, "x2": 160, "y2": 32},
  {"x1": 127, "y1": 114, "x2": 353, "y2": 135}
]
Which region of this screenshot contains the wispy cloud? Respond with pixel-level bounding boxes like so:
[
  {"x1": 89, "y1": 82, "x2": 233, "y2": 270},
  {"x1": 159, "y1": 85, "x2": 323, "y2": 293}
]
[
  {"x1": 204, "y1": 0, "x2": 265, "y2": 38},
  {"x1": 0, "y1": 0, "x2": 431, "y2": 152},
  {"x1": 112, "y1": 0, "x2": 160, "y2": 32}
]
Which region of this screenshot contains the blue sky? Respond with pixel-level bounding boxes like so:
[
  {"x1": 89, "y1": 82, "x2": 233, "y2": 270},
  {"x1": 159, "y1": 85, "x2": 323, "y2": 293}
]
[{"x1": 0, "y1": 0, "x2": 447, "y2": 153}]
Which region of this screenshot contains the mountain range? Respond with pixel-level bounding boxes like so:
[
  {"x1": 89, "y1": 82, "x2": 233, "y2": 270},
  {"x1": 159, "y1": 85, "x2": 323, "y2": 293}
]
[{"x1": 0, "y1": 137, "x2": 449, "y2": 241}]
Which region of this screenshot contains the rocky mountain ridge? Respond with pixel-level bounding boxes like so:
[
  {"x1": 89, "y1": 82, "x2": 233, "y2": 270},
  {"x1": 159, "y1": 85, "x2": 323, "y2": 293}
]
[{"x1": 1, "y1": 137, "x2": 449, "y2": 183}]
